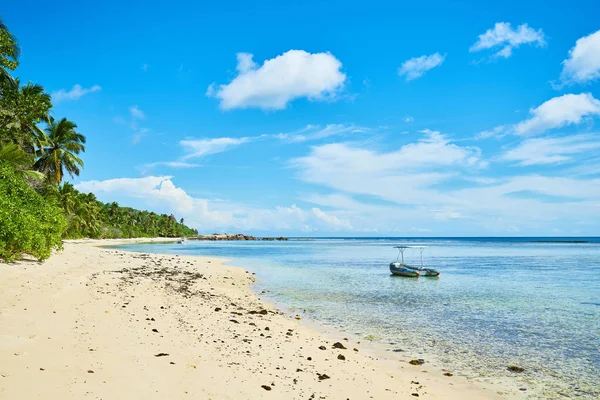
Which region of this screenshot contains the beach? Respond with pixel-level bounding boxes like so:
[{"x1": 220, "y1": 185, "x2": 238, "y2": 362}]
[{"x1": 0, "y1": 239, "x2": 512, "y2": 399}]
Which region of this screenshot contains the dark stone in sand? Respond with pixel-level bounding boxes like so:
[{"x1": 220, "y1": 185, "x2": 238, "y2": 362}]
[
  {"x1": 332, "y1": 342, "x2": 347, "y2": 349},
  {"x1": 353, "y1": 348, "x2": 359, "y2": 352},
  {"x1": 409, "y1": 359, "x2": 425, "y2": 365},
  {"x1": 230, "y1": 319, "x2": 239, "y2": 324},
  {"x1": 443, "y1": 372, "x2": 453, "y2": 376},
  {"x1": 265, "y1": 327, "x2": 270, "y2": 331},
  {"x1": 154, "y1": 353, "x2": 169, "y2": 357},
  {"x1": 296, "y1": 368, "x2": 303, "y2": 372},
  {"x1": 411, "y1": 393, "x2": 419, "y2": 397},
  {"x1": 170, "y1": 362, "x2": 175, "y2": 365},
  {"x1": 214, "y1": 307, "x2": 222, "y2": 312},
  {"x1": 258, "y1": 309, "x2": 268, "y2": 315},
  {"x1": 337, "y1": 354, "x2": 345, "y2": 360},
  {"x1": 319, "y1": 346, "x2": 326, "y2": 350},
  {"x1": 318, "y1": 373, "x2": 330, "y2": 380},
  {"x1": 261, "y1": 385, "x2": 272, "y2": 391},
  {"x1": 307, "y1": 357, "x2": 312, "y2": 361},
  {"x1": 507, "y1": 365, "x2": 525, "y2": 373},
  {"x1": 152, "y1": 328, "x2": 159, "y2": 333},
  {"x1": 87, "y1": 370, "x2": 94, "y2": 373}
]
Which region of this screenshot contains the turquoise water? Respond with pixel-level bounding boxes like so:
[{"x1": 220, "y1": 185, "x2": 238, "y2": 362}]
[{"x1": 115, "y1": 238, "x2": 600, "y2": 397}]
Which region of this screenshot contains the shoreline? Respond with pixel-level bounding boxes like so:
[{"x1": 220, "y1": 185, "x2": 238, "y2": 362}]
[{"x1": 1, "y1": 239, "x2": 516, "y2": 399}]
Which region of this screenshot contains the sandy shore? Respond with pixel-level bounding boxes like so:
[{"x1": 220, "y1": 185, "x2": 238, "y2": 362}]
[{"x1": 0, "y1": 239, "x2": 514, "y2": 399}]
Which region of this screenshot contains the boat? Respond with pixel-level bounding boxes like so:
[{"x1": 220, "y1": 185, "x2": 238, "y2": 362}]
[
  {"x1": 389, "y1": 246, "x2": 440, "y2": 277},
  {"x1": 177, "y1": 237, "x2": 188, "y2": 244}
]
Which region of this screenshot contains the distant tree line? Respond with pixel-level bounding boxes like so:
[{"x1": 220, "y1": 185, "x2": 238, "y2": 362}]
[{"x1": 0, "y1": 20, "x2": 197, "y2": 262}]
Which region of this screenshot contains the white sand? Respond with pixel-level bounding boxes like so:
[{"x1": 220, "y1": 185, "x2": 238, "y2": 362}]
[{"x1": 0, "y1": 239, "x2": 516, "y2": 399}]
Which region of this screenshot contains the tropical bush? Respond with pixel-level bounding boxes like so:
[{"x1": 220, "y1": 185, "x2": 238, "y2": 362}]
[{"x1": 0, "y1": 162, "x2": 66, "y2": 261}]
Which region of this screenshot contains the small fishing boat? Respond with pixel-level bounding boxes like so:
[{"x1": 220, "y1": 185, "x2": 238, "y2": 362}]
[
  {"x1": 177, "y1": 237, "x2": 188, "y2": 244},
  {"x1": 389, "y1": 246, "x2": 440, "y2": 277}
]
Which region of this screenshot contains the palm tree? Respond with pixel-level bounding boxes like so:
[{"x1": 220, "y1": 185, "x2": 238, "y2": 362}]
[
  {"x1": 0, "y1": 79, "x2": 51, "y2": 152},
  {"x1": 0, "y1": 143, "x2": 44, "y2": 180},
  {"x1": 0, "y1": 18, "x2": 20, "y2": 86},
  {"x1": 34, "y1": 117, "x2": 86, "y2": 183}
]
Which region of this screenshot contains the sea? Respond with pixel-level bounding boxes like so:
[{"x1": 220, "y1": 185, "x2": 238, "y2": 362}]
[{"x1": 113, "y1": 237, "x2": 600, "y2": 398}]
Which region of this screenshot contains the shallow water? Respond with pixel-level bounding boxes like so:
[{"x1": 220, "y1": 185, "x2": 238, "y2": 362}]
[{"x1": 115, "y1": 237, "x2": 600, "y2": 397}]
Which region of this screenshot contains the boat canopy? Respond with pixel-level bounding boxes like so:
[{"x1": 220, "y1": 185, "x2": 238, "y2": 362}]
[{"x1": 393, "y1": 245, "x2": 426, "y2": 265}]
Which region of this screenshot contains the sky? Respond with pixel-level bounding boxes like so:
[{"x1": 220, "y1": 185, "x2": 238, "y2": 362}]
[{"x1": 3, "y1": 0, "x2": 600, "y2": 236}]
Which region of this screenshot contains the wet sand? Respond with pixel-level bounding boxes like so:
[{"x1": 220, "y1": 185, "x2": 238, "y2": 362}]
[{"x1": 0, "y1": 239, "x2": 514, "y2": 399}]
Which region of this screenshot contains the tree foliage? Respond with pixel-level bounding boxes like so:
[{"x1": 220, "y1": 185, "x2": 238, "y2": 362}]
[
  {"x1": 42, "y1": 184, "x2": 198, "y2": 239},
  {"x1": 0, "y1": 79, "x2": 52, "y2": 152},
  {"x1": 0, "y1": 162, "x2": 66, "y2": 262},
  {"x1": 34, "y1": 117, "x2": 85, "y2": 183},
  {"x1": 0, "y1": 18, "x2": 19, "y2": 85}
]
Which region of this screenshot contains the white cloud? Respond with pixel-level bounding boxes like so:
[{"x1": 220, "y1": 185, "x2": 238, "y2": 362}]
[
  {"x1": 129, "y1": 105, "x2": 146, "y2": 120},
  {"x1": 143, "y1": 161, "x2": 202, "y2": 169},
  {"x1": 142, "y1": 63, "x2": 149, "y2": 72},
  {"x1": 76, "y1": 176, "x2": 173, "y2": 201},
  {"x1": 180, "y1": 137, "x2": 250, "y2": 160},
  {"x1": 208, "y1": 50, "x2": 346, "y2": 110},
  {"x1": 477, "y1": 93, "x2": 600, "y2": 139},
  {"x1": 501, "y1": 134, "x2": 600, "y2": 166},
  {"x1": 51, "y1": 84, "x2": 101, "y2": 102},
  {"x1": 515, "y1": 93, "x2": 600, "y2": 135},
  {"x1": 398, "y1": 53, "x2": 445, "y2": 81},
  {"x1": 403, "y1": 116, "x2": 414, "y2": 122},
  {"x1": 470, "y1": 22, "x2": 545, "y2": 58},
  {"x1": 475, "y1": 125, "x2": 510, "y2": 139},
  {"x1": 271, "y1": 124, "x2": 367, "y2": 143},
  {"x1": 433, "y1": 208, "x2": 474, "y2": 220},
  {"x1": 559, "y1": 29, "x2": 600, "y2": 85},
  {"x1": 311, "y1": 207, "x2": 353, "y2": 229},
  {"x1": 292, "y1": 130, "x2": 485, "y2": 205},
  {"x1": 236, "y1": 52, "x2": 257, "y2": 73}
]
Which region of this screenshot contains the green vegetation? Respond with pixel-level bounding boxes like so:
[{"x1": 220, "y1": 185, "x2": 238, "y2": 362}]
[
  {"x1": 0, "y1": 162, "x2": 66, "y2": 261},
  {"x1": 0, "y1": 20, "x2": 197, "y2": 262}
]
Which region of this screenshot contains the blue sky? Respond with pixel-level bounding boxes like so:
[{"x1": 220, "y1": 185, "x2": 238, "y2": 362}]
[{"x1": 4, "y1": 0, "x2": 600, "y2": 235}]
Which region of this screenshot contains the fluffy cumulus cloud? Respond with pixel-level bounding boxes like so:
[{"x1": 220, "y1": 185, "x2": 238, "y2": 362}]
[
  {"x1": 75, "y1": 176, "x2": 352, "y2": 233},
  {"x1": 559, "y1": 29, "x2": 600, "y2": 85},
  {"x1": 398, "y1": 53, "x2": 445, "y2": 81},
  {"x1": 470, "y1": 22, "x2": 545, "y2": 59},
  {"x1": 501, "y1": 134, "x2": 600, "y2": 166},
  {"x1": 180, "y1": 137, "x2": 250, "y2": 160},
  {"x1": 51, "y1": 84, "x2": 101, "y2": 102},
  {"x1": 479, "y1": 93, "x2": 600, "y2": 138},
  {"x1": 515, "y1": 93, "x2": 600, "y2": 135},
  {"x1": 207, "y1": 50, "x2": 346, "y2": 110}
]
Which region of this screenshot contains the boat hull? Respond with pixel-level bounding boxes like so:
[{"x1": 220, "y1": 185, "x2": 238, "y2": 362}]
[
  {"x1": 400, "y1": 263, "x2": 440, "y2": 277},
  {"x1": 389, "y1": 263, "x2": 420, "y2": 277}
]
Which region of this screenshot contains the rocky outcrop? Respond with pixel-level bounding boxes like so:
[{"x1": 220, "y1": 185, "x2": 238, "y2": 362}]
[{"x1": 190, "y1": 234, "x2": 288, "y2": 241}]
